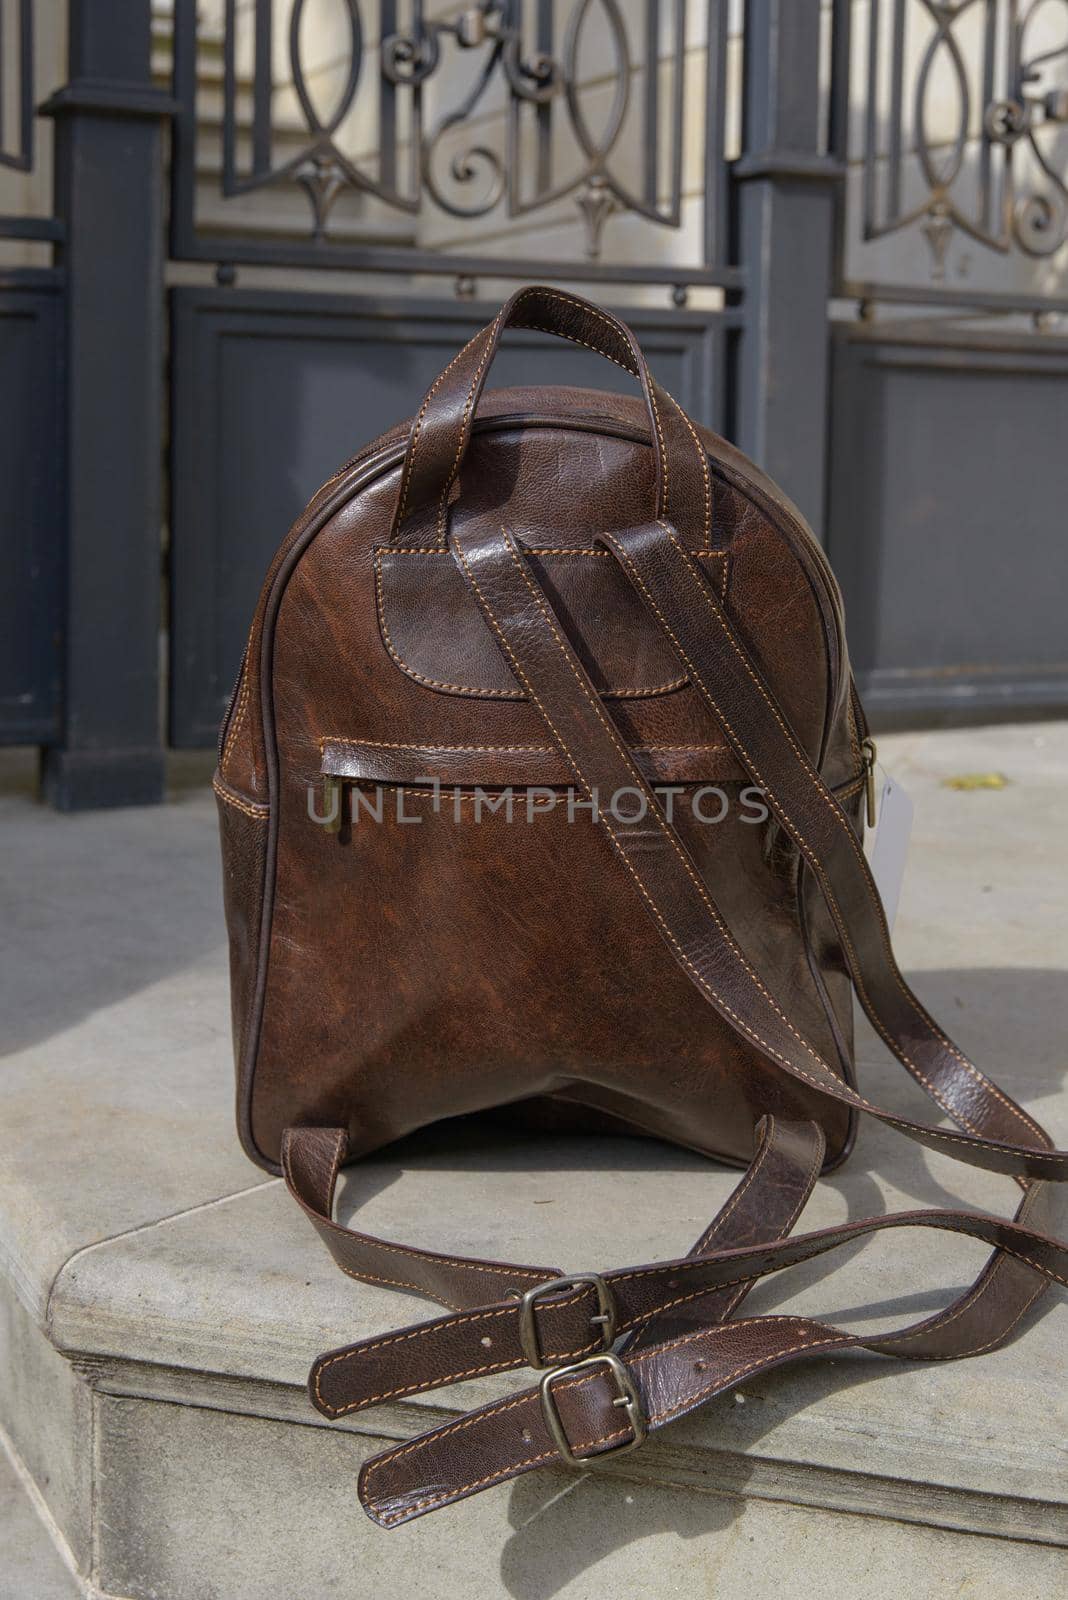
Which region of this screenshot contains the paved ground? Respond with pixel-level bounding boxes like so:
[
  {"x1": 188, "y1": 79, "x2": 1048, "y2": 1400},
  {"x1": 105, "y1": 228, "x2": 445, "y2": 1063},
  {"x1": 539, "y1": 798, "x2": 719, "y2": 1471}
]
[
  {"x1": 0, "y1": 726, "x2": 1065, "y2": 1597},
  {"x1": 0, "y1": 1441, "x2": 79, "y2": 1599}
]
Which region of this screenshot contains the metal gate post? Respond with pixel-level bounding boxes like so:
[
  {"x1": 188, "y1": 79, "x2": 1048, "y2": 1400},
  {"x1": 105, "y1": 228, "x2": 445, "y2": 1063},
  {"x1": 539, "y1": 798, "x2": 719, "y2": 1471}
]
[
  {"x1": 733, "y1": 0, "x2": 841, "y2": 537},
  {"x1": 40, "y1": 3, "x2": 174, "y2": 809}
]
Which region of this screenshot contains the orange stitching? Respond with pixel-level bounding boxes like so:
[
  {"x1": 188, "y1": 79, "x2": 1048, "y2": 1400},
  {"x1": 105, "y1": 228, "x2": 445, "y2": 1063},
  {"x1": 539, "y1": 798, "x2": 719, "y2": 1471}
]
[
  {"x1": 374, "y1": 1456, "x2": 561, "y2": 1523},
  {"x1": 623, "y1": 1210, "x2": 1068, "y2": 1291},
  {"x1": 289, "y1": 1123, "x2": 475, "y2": 1311},
  {"x1": 458, "y1": 535, "x2": 931, "y2": 1129},
  {"x1": 291, "y1": 1149, "x2": 548, "y2": 1289},
  {"x1": 397, "y1": 327, "x2": 490, "y2": 529},
  {"x1": 704, "y1": 1121, "x2": 820, "y2": 1260},
  {"x1": 887, "y1": 1176, "x2": 1052, "y2": 1351},
  {"x1": 374, "y1": 551, "x2": 522, "y2": 698},
  {"x1": 645, "y1": 1331, "x2": 853, "y2": 1431},
  {"x1": 321, "y1": 738, "x2": 552, "y2": 754},
  {"x1": 609, "y1": 530, "x2": 913, "y2": 1086},
  {"x1": 663, "y1": 387, "x2": 712, "y2": 543},
  {"x1": 706, "y1": 1128, "x2": 825, "y2": 1321},
  {"x1": 367, "y1": 1322, "x2": 850, "y2": 1523},
  {"x1": 333, "y1": 782, "x2": 727, "y2": 807},
  {"x1": 318, "y1": 1301, "x2": 517, "y2": 1368},
  {"x1": 374, "y1": 551, "x2": 689, "y2": 699},
  {"x1": 704, "y1": 1120, "x2": 780, "y2": 1236},
  {"x1": 510, "y1": 319, "x2": 635, "y2": 377},
  {"x1": 330, "y1": 1256, "x2": 451, "y2": 1302},
  {"x1": 363, "y1": 787, "x2": 567, "y2": 806},
  {"x1": 785, "y1": 1131, "x2": 826, "y2": 1234},
  {"x1": 833, "y1": 775, "x2": 866, "y2": 799},
  {"x1": 527, "y1": 549, "x2": 722, "y2": 559},
  {"x1": 212, "y1": 776, "x2": 268, "y2": 819},
  {"x1": 663, "y1": 1126, "x2": 812, "y2": 1328},
  {"x1": 383, "y1": 548, "x2": 725, "y2": 564},
  {"x1": 280, "y1": 1138, "x2": 437, "y2": 1302},
  {"x1": 373, "y1": 546, "x2": 725, "y2": 699},
  {"x1": 600, "y1": 827, "x2": 1062, "y2": 1161},
  {"x1": 896, "y1": 1281, "x2": 1046, "y2": 1361},
  {"x1": 366, "y1": 1387, "x2": 540, "y2": 1478},
  {"x1": 517, "y1": 290, "x2": 640, "y2": 376},
  {"x1": 316, "y1": 1346, "x2": 518, "y2": 1416},
  {"x1": 885, "y1": 1255, "x2": 1044, "y2": 1350},
  {"x1": 220, "y1": 662, "x2": 251, "y2": 782},
  {"x1": 659, "y1": 520, "x2": 1047, "y2": 1142},
  {"x1": 436, "y1": 311, "x2": 507, "y2": 542},
  {"x1": 647, "y1": 379, "x2": 670, "y2": 519},
  {"x1": 366, "y1": 1365, "x2": 649, "y2": 1518},
  {"x1": 323, "y1": 1231, "x2": 546, "y2": 1283},
  {"x1": 319, "y1": 738, "x2": 728, "y2": 757}
]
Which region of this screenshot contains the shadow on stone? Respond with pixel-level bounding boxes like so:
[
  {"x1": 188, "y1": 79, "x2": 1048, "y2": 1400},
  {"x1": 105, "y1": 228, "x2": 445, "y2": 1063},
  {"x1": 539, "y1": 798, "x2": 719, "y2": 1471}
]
[{"x1": 0, "y1": 762, "x2": 225, "y2": 1057}]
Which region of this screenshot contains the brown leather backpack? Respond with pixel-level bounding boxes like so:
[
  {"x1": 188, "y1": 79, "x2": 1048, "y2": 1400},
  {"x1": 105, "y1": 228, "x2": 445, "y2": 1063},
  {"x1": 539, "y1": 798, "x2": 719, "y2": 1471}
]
[{"x1": 216, "y1": 286, "x2": 1067, "y2": 1529}]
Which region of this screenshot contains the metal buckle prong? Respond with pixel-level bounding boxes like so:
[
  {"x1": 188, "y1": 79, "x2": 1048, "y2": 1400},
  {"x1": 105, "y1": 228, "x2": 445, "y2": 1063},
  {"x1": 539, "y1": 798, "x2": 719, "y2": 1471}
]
[
  {"x1": 540, "y1": 1352, "x2": 647, "y2": 1467},
  {"x1": 517, "y1": 1273, "x2": 617, "y2": 1370}
]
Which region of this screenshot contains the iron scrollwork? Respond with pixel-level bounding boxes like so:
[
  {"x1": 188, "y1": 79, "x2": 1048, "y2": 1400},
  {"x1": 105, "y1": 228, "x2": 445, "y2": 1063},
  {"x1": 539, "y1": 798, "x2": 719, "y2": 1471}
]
[
  {"x1": 220, "y1": 0, "x2": 690, "y2": 261},
  {"x1": 856, "y1": 0, "x2": 1068, "y2": 277}
]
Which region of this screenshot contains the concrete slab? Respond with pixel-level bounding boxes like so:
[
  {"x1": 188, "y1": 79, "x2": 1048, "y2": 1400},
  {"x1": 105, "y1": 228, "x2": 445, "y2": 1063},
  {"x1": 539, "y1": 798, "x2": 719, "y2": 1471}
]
[{"x1": 1, "y1": 726, "x2": 1066, "y2": 1595}]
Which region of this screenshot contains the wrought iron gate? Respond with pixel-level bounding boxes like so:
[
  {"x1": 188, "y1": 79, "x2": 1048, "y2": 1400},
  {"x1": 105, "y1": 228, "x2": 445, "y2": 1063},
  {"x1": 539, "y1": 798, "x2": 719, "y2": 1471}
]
[
  {"x1": 2, "y1": 0, "x2": 1065, "y2": 805},
  {"x1": 168, "y1": 0, "x2": 737, "y2": 289},
  {"x1": 827, "y1": 0, "x2": 1068, "y2": 723}
]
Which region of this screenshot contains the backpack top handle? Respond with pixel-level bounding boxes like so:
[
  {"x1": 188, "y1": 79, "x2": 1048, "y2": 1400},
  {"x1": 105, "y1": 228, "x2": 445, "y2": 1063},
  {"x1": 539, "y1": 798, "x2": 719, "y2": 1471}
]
[{"x1": 388, "y1": 285, "x2": 711, "y2": 548}]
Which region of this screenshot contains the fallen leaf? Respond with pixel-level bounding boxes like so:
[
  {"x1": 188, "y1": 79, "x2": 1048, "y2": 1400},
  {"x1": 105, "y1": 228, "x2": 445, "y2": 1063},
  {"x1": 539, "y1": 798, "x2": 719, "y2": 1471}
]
[{"x1": 942, "y1": 772, "x2": 1009, "y2": 791}]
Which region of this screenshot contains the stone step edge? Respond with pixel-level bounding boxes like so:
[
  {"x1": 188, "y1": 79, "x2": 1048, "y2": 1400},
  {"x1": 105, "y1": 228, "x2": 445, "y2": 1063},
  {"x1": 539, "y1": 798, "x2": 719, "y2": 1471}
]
[{"x1": 69, "y1": 1349, "x2": 1068, "y2": 1551}]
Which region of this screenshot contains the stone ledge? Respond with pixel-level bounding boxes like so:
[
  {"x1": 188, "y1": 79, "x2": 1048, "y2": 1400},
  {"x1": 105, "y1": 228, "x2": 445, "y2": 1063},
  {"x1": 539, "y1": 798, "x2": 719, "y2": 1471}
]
[
  {"x1": 42, "y1": 1136, "x2": 1068, "y2": 1541},
  {"x1": 6, "y1": 1312, "x2": 1068, "y2": 1600}
]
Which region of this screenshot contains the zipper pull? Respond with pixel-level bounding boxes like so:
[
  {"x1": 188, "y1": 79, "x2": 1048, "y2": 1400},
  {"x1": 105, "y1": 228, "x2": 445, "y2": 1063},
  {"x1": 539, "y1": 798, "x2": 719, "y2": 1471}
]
[
  {"x1": 322, "y1": 774, "x2": 342, "y2": 833},
  {"x1": 861, "y1": 737, "x2": 878, "y2": 829}
]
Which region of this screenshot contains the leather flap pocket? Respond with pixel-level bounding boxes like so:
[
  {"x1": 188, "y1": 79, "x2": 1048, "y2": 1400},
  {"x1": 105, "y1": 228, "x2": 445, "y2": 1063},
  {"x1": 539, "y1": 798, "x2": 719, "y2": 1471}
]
[{"x1": 375, "y1": 545, "x2": 728, "y2": 700}]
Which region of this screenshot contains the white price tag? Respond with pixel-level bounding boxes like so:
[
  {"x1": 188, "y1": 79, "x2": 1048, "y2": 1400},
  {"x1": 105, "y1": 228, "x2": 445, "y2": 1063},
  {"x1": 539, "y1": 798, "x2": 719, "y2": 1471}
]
[{"x1": 865, "y1": 771, "x2": 914, "y2": 930}]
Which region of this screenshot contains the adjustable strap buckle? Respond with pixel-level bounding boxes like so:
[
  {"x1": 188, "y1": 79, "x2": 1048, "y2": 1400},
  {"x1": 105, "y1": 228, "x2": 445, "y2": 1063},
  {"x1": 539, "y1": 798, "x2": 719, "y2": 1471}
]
[
  {"x1": 540, "y1": 1352, "x2": 647, "y2": 1467},
  {"x1": 517, "y1": 1272, "x2": 617, "y2": 1370}
]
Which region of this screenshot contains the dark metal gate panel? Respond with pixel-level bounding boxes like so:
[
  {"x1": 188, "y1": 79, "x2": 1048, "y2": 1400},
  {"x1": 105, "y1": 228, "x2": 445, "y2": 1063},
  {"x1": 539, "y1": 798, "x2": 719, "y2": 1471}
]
[
  {"x1": 828, "y1": 322, "x2": 1068, "y2": 724},
  {"x1": 168, "y1": 0, "x2": 736, "y2": 292},
  {"x1": 0, "y1": 275, "x2": 64, "y2": 743},
  {"x1": 169, "y1": 285, "x2": 730, "y2": 747}
]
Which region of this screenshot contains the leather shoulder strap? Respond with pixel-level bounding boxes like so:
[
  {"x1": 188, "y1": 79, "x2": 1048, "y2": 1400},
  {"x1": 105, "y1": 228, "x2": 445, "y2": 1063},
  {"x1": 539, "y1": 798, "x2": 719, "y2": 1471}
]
[{"x1": 452, "y1": 523, "x2": 1064, "y2": 1181}]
